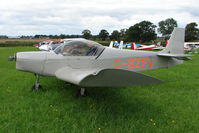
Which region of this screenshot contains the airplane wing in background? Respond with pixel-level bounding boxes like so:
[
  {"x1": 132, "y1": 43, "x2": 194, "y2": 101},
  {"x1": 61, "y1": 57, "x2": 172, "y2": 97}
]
[{"x1": 55, "y1": 66, "x2": 163, "y2": 87}]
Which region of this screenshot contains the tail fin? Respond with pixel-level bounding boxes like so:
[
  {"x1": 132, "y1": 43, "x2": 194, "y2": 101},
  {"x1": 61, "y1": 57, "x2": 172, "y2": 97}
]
[
  {"x1": 131, "y1": 42, "x2": 137, "y2": 50},
  {"x1": 109, "y1": 41, "x2": 113, "y2": 48},
  {"x1": 119, "y1": 41, "x2": 123, "y2": 49},
  {"x1": 161, "y1": 28, "x2": 185, "y2": 54},
  {"x1": 158, "y1": 28, "x2": 193, "y2": 60},
  {"x1": 165, "y1": 40, "x2": 168, "y2": 46}
]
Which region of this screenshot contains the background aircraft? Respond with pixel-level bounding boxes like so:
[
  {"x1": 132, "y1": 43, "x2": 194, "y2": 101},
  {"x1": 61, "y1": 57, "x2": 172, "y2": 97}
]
[
  {"x1": 131, "y1": 42, "x2": 165, "y2": 50},
  {"x1": 35, "y1": 38, "x2": 86, "y2": 51},
  {"x1": 34, "y1": 40, "x2": 52, "y2": 48},
  {"x1": 184, "y1": 42, "x2": 199, "y2": 53},
  {"x1": 110, "y1": 41, "x2": 164, "y2": 50}
]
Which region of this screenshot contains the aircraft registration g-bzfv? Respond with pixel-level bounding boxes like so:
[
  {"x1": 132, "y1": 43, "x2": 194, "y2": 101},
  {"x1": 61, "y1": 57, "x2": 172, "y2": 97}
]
[{"x1": 8, "y1": 28, "x2": 192, "y2": 95}]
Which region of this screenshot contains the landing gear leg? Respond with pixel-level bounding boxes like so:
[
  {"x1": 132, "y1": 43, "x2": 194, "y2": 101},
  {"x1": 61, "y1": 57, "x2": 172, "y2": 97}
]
[
  {"x1": 32, "y1": 74, "x2": 42, "y2": 90},
  {"x1": 76, "y1": 88, "x2": 87, "y2": 97}
]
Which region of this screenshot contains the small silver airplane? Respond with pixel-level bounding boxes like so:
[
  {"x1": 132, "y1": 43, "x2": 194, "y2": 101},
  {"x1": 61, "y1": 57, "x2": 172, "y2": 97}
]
[{"x1": 8, "y1": 28, "x2": 192, "y2": 96}]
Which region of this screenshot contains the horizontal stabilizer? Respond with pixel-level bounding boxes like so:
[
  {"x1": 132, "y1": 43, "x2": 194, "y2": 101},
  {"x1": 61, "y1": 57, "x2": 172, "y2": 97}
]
[
  {"x1": 158, "y1": 53, "x2": 193, "y2": 60},
  {"x1": 55, "y1": 67, "x2": 163, "y2": 87}
]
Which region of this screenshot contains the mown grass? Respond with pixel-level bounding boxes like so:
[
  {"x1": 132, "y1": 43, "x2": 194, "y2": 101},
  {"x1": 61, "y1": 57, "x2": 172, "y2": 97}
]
[
  {"x1": 0, "y1": 41, "x2": 40, "y2": 47},
  {"x1": 0, "y1": 47, "x2": 199, "y2": 133}
]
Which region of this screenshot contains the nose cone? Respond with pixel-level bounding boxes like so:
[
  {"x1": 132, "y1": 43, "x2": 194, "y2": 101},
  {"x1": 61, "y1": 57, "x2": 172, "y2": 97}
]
[
  {"x1": 16, "y1": 52, "x2": 47, "y2": 74},
  {"x1": 8, "y1": 55, "x2": 16, "y2": 61}
]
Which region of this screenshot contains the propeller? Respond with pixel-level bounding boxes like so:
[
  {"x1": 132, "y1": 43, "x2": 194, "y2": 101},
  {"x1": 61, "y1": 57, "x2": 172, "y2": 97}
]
[{"x1": 8, "y1": 54, "x2": 16, "y2": 61}]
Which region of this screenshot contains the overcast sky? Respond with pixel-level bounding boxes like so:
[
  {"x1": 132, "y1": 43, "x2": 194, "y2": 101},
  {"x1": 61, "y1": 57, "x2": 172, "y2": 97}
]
[{"x1": 0, "y1": 0, "x2": 198, "y2": 36}]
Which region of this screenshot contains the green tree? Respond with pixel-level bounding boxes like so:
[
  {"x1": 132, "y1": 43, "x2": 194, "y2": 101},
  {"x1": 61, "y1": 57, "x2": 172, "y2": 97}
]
[
  {"x1": 120, "y1": 29, "x2": 126, "y2": 40},
  {"x1": 99, "y1": 29, "x2": 109, "y2": 41},
  {"x1": 82, "y1": 29, "x2": 92, "y2": 39},
  {"x1": 60, "y1": 34, "x2": 66, "y2": 39},
  {"x1": 110, "y1": 30, "x2": 120, "y2": 40},
  {"x1": 125, "y1": 21, "x2": 157, "y2": 42},
  {"x1": 92, "y1": 35, "x2": 97, "y2": 40},
  {"x1": 158, "y1": 18, "x2": 178, "y2": 38},
  {"x1": 185, "y1": 22, "x2": 199, "y2": 42}
]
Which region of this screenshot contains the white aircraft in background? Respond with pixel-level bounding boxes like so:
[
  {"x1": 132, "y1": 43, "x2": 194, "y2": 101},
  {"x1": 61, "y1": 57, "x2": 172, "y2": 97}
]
[
  {"x1": 110, "y1": 41, "x2": 165, "y2": 51},
  {"x1": 184, "y1": 42, "x2": 199, "y2": 53},
  {"x1": 35, "y1": 38, "x2": 86, "y2": 51},
  {"x1": 38, "y1": 40, "x2": 63, "y2": 51},
  {"x1": 109, "y1": 41, "x2": 124, "y2": 49},
  {"x1": 118, "y1": 41, "x2": 123, "y2": 49},
  {"x1": 133, "y1": 42, "x2": 164, "y2": 50},
  {"x1": 33, "y1": 40, "x2": 53, "y2": 51},
  {"x1": 33, "y1": 40, "x2": 52, "y2": 49}
]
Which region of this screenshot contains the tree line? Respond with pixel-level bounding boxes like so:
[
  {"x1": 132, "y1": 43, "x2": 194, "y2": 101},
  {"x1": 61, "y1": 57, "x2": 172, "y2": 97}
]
[
  {"x1": 2, "y1": 18, "x2": 198, "y2": 42},
  {"x1": 81, "y1": 18, "x2": 199, "y2": 42}
]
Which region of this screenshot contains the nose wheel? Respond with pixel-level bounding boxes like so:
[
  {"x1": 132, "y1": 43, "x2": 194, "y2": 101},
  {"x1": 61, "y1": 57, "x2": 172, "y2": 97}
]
[
  {"x1": 76, "y1": 88, "x2": 88, "y2": 97},
  {"x1": 32, "y1": 74, "x2": 42, "y2": 90}
]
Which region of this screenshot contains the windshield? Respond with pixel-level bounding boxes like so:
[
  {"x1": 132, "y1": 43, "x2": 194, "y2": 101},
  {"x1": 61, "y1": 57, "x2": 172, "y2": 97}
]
[{"x1": 54, "y1": 40, "x2": 104, "y2": 56}]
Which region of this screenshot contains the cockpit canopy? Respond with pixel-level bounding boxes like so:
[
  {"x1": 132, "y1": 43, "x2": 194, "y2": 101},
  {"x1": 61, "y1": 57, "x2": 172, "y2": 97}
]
[{"x1": 54, "y1": 39, "x2": 104, "y2": 56}]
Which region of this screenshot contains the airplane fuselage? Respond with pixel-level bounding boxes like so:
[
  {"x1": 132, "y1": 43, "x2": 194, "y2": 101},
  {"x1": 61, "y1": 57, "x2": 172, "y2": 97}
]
[{"x1": 16, "y1": 47, "x2": 182, "y2": 77}]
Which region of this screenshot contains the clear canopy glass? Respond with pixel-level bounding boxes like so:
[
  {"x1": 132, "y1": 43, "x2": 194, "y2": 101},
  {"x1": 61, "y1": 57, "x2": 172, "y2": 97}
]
[{"x1": 54, "y1": 39, "x2": 104, "y2": 56}]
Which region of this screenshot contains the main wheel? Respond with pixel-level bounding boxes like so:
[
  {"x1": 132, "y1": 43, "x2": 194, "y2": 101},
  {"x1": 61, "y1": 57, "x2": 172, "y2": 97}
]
[
  {"x1": 76, "y1": 88, "x2": 88, "y2": 97},
  {"x1": 31, "y1": 84, "x2": 42, "y2": 90}
]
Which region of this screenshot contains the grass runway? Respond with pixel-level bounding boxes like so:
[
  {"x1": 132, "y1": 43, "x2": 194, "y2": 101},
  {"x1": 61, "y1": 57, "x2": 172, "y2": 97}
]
[{"x1": 0, "y1": 47, "x2": 199, "y2": 133}]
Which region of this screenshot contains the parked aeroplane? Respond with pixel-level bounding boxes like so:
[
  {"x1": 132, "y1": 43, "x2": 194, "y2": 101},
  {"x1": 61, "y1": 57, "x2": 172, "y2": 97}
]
[
  {"x1": 131, "y1": 42, "x2": 164, "y2": 50},
  {"x1": 184, "y1": 42, "x2": 199, "y2": 53},
  {"x1": 33, "y1": 40, "x2": 53, "y2": 51},
  {"x1": 37, "y1": 40, "x2": 63, "y2": 51},
  {"x1": 123, "y1": 43, "x2": 141, "y2": 48},
  {"x1": 8, "y1": 28, "x2": 192, "y2": 96},
  {"x1": 111, "y1": 41, "x2": 164, "y2": 50},
  {"x1": 34, "y1": 40, "x2": 52, "y2": 48},
  {"x1": 36, "y1": 38, "x2": 86, "y2": 51},
  {"x1": 109, "y1": 41, "x2": 125, "y2": 49}
]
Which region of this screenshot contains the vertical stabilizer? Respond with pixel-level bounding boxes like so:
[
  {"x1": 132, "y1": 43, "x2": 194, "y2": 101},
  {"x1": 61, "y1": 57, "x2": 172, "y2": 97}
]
[
  {"x1": 119, "y1": 41, "x2": 123, "y2": 49},
  {"x1": 161, "y1": 28, "x2": 185, "y2": 54},
  {"x1": 131, "y1": 42, "x2": 137, "y2": 50},
  {"x1": 109, "y1": 41, "x2": 113, "y2": 48}
]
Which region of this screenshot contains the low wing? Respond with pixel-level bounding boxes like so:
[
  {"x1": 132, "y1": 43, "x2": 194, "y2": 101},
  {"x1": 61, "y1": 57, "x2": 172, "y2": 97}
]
[
  {"x1": 55, "y1": 67, "x2": 162, "y2": 87},
  {"x1": 158, "y1": 53, "x2": 193, "y2": 60}
]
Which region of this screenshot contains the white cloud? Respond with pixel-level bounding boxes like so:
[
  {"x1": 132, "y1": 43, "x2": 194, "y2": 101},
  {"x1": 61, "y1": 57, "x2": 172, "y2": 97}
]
[{"x1": 0, "y1": 0, "x2": 198, "y2": 35}]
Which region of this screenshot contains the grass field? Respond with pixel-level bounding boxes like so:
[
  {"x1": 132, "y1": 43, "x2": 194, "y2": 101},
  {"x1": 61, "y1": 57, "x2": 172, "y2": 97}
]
[{"x1": 0, "y1": 47, "x2": 199, "y2": 133}]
